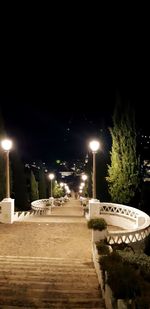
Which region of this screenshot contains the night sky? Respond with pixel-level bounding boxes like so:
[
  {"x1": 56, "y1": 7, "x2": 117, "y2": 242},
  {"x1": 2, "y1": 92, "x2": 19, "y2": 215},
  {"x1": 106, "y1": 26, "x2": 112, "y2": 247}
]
[
  {"x1": 0, "y1": 1, "x2": 149, "y2": 168},
  {"x1": 0, "y1": 56, "x2": 149, "y2": 166}
]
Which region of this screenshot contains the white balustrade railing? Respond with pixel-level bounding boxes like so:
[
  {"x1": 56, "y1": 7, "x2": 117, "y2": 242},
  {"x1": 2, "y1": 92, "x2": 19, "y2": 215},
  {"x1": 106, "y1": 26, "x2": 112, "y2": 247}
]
[
  {"x1": 14, "y1": 211, "x2": 33, "y2": 221},
  {"x1": 99, "y1": 203, "x2": 150, "y2": 244},
  {"x1": 31, "y1": 197, "x2": 67, "y2": 212},
  {"x1": 31, "y1": 199, "x2": 50, "y2": 210}
]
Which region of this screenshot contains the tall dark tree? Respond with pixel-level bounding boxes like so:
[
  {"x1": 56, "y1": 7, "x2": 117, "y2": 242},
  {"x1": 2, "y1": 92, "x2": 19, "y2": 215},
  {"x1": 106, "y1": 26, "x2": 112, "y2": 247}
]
[
  {"x1": 106, "y1": 100, "x2": 140, "y2": 205},
  {"x1": 30, "y1": 170, "x2": 39, "y2": 201},
  {"x1": 38, "y1": 166, "x2": 47, "y2": 199},
  {"x1": 0, "y1": 110, "x2": 6, "y2": 200},
  {"x1": 97, "y1": 128, "x2": 111, "y2": 201},
  {"x1": 11, "y1": 153, "x2": 29, "y2": 210}
]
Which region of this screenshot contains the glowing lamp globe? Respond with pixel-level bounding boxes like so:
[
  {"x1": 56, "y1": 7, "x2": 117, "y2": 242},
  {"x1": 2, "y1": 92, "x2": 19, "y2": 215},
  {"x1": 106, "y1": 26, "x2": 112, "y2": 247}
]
[
  {"x1": 82, "y1": 174, "x2": 87, "y2": 181},
  {"x1": 89, "y1": 140, "x2": 100, "y2": 152},
  {"x1": 1, "y1": 139, "x2": 12, "y2": 151},
  {"x1": 49, "y1": 173, "x2": 55, "y2": 180}
]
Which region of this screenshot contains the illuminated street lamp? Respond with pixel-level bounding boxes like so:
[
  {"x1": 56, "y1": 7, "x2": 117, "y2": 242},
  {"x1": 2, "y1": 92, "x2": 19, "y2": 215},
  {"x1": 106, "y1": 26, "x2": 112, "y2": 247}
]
[
  {"x1": 82, "y1": 174, "x2": 88, "y2": 182},
  {"x1": 1, "y1": 139, "x2": 13, "y2": 198},
  {"x1": 49, "y1": 173, "x2": 55, "y2": 197},
  {"x1": 89, "y1": 140, "x2": 100, "y2": 200}
]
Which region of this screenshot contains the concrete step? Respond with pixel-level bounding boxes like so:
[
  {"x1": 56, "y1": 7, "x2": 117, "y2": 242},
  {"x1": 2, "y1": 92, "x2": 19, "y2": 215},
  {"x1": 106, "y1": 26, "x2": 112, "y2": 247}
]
[
  {"x1": 0, "y1": 281, "x2": 100, "y2": 290},
  {"x1": 0, "y1": 256, "x2": 92, "y2": 264},
  {"x1": 0, "y1": 261, "x2": 93, "y2": 271},
  {"x1": 0, "y1": 276, "x2": 98, "y2": 288},
  {"x1": 0, "y1": 259, "x2": 94, "y2": 270},
  {"x1": 0, "y1": 296, "x2": 105, "y2": 308},
  {"x1": 0, "y1": 256, "x2": 105, "y2": 308},
  {"x1": 0, "y1": 288, "x2": 102, "y2": 297}
]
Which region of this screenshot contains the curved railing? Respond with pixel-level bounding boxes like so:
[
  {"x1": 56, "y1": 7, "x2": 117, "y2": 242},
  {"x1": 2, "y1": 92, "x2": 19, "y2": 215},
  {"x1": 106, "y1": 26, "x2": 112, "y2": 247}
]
[
  {"x1": 31, "y1": 199, "x2": 49, "y2": 209},
  {"x1": 100, "y1": 203, "x2": 150, "y2": 244},
  {"x1": 31, "y1": 197, "x2": 69, "y2": 213}
]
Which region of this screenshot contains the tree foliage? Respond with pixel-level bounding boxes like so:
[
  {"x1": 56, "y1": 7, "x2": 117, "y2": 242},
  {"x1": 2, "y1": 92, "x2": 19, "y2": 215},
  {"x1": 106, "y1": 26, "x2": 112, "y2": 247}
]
[
  {"x1": 52, "y1": 181, "x2": 64, "y2": 198},
  {"x1": 30, "y1": 170, "x2": 39, "y2": 201},
  {"x1": 106, "y1": 101, "x2": 140, "y2": 204},
  {"x1": 0, "y1": 110, "x2": 6, "y2": 200},
  {"x1": 0, "y1": 152, "x2": 5, "y2": 200},
  {"x1": 38, "y1": 166, "x2": 47, "y2": 199},
  {"x1": 11, "y1": 153, "x2": 29, "y2": 210}
]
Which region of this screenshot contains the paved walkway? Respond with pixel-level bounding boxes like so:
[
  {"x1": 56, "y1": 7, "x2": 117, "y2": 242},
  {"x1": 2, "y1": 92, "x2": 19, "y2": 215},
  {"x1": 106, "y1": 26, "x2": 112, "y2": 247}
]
[
  {"x1": 0, "y1": 198, "x2": 92, "y2": 260},
  {"x1": 0, "y1": 199, "x2": 107, "y2": 308}
]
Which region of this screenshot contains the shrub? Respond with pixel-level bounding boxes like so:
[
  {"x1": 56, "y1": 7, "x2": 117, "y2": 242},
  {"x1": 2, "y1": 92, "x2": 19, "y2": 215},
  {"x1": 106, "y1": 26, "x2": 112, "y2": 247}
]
[
  {"x1": 118, "y1": 251, "x2": 150, "y2": 282},
  {"x1": 144, "y1": 234, "x2": 150, "y2": 256},
  {"x1": 111, "y1": 242, "x2": 135, "y2": 253},
  {"x1": 87, "y1": 218, "x2": 107, "y2": 231},
  {"x1": 99, "y1": 252, "x2": 140, "y2": 299},
  {"x1": 96, "y1": 241, "x2": 110, "y2": 255}
]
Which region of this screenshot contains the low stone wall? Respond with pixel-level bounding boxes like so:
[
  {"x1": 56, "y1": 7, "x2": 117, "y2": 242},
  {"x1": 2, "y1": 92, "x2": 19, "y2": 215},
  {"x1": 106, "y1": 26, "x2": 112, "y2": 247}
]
[{"x1": 92, "y1": 243, "x2": 114, "y2": 309}]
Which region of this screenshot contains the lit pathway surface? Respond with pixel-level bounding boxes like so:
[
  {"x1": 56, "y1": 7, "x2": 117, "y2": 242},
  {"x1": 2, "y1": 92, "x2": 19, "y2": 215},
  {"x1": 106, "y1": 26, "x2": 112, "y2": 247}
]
[
  {"x1": 21, "y1": 197, "x2": 85, "y2": 223},
  {"x1": 0, "y1": 198, "x2": 124, "y2": 258},
  {"x1": 0, "y1": 198, "x2": 117, "y2": 307},
  {"x1": 0, "y1": 198, "x2": 91, "y2": 259}
]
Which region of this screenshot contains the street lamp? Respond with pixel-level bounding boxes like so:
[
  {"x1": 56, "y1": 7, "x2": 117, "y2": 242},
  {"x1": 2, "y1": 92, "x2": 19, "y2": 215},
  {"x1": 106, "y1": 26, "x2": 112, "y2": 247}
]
[
  {"x1": 81, "y1": 174, "x2": 88, "y2": 182},
  {"x1": 49, "y1": 173, "x2": 55, "y2": 197},
  {"x1": 1, "y1": 139, "x2": 13, "y2": 199},
  {"x1": 89, "y1": 140, "x2": 100, "y2": 200}
]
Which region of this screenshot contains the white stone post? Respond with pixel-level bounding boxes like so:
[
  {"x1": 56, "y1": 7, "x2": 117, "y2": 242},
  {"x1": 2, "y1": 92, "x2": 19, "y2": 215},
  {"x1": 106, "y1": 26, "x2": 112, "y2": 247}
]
[
  {"x1": 88, "y1": 199, "x2": 100, "y2": 219},
  {"x1": 0, "y1": 198, "x2": 14, "y2": 224}
]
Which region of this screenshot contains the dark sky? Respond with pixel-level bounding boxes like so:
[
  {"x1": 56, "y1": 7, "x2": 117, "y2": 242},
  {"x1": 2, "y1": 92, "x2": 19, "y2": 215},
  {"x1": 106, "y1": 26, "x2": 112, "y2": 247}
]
[
  {"x1": 0, "y1": 79, "x2": 149, "y2": 167},
  {"x1": 0, "y1": 94, "x2": 114, "y2": 164},
  {"x1": 0, "y1": 46, "x2": 149, "y2": 166},
  {"x1": 0, "y1": 5, "x2": 149, "y2": 170}
]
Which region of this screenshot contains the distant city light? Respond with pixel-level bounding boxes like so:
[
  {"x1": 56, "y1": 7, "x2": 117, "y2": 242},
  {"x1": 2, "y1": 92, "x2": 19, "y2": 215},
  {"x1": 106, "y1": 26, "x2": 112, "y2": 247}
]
[{"x1": 56, "y1": 160, "x2": 61, "y2": 164}]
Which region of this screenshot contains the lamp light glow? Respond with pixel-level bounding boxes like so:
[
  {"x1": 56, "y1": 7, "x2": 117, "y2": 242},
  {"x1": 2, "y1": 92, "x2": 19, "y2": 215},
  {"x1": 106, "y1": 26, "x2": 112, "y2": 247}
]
[
  {"x1": 89, "y1": 139, "x2": 100, "y2": 199},
  {"x1": 1, "y1": 138, "x2": 13, "y2": 198},
  {"x1": 89, "y1": 140, "x2": 100, "y2": 152},
  {"x1": 49, "y1": 173, "x2": 55, "y2": 180},
  {"x1": 1, "y1": 139, "x2": 12, "y2": 151},
  {"x1": 82, "y1": 174, "x2": 87, "y2": 181}
]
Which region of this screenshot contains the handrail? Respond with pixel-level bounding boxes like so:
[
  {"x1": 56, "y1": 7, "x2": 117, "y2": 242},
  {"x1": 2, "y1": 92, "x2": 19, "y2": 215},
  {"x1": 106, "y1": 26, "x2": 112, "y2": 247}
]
[
  {"x1": 100, "y1": 202, "x2": 150, "y2": 227},
  {"x1": 99, "y1": 203, "x2": 150, "y2": 244}
]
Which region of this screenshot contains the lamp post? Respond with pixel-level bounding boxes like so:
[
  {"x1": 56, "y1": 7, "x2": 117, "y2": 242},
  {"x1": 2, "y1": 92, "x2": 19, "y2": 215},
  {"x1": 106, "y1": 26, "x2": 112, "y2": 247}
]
[
  {"x1": 1, "y1": 139, "x2": 13, "y2": 199},
  {"x1": 89, "y1": 140, "x2": 100, "y2": 200},
  {"x1": 49, "y1": 173, "x2": 55, "y2": 197}
]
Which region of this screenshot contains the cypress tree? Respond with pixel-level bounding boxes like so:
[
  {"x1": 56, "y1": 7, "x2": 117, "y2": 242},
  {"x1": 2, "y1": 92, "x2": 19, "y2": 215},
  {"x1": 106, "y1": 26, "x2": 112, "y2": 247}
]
[
  {"x1": 38, "y1": 166, "x2": 47, "y2": 199},
  {"x1": 30, "y1": 170, "x2": 39, "y2": 201},
  {"x1": 0, "y1": 109, "x2": 6, "y2": 200},
  {"x1": 11, "y1": 153, "x2": 29, "y2": 210},
  {"x1": 106, "y1": 101, "x2": 140, "y2": 204}
]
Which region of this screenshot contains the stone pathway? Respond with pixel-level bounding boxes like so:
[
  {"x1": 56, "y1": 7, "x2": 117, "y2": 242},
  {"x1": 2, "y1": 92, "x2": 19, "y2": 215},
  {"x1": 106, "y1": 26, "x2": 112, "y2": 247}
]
[{"x1": 0, "y1": 198, "x2": 105, "y2": 308}]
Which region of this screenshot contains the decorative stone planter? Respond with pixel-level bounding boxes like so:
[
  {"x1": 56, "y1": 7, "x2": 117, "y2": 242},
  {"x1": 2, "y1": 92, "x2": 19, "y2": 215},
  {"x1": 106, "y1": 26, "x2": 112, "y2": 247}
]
[{"x1": 92, "y1": 228, "x2": 108, "y2": 243}]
